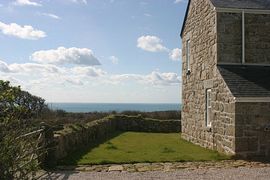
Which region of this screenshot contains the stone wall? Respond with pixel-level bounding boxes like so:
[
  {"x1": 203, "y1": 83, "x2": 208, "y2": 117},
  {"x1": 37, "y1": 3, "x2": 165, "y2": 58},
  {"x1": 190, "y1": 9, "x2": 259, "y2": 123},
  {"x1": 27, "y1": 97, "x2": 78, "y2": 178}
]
[
  {"x1": 235, "y1": 102, "x2": 270, "y2": 157},
  {"x1": 181, "y1": 0, "x2": 237, "y2": 155},
  {"x1": 181, "y1": 0, "x2": 218, "y2": 151},
  {"x1": 217, "y1": 12, "x2": 242, "y2": 64},
  {"x1": 116, "y1": 115, "x2": 181, "y2": 133},
  {"x1": 52, "y1": 115, "x2": 181, "y2": 162},
  {"x1": 181, "y1": 0, "x2": 270, "y2": 157},
  {"x1": 217, "y1": 12, "x2": 270, "y2": 64},
  {"x1": 53, "y1": 117, "x2": 118, "y2": 160},
  {"x1": 211, "y1": 72, "x2": 236, "y2": 155},
  {"x1": 245, "y1": 14, "x2": 270, "y2": 64}
]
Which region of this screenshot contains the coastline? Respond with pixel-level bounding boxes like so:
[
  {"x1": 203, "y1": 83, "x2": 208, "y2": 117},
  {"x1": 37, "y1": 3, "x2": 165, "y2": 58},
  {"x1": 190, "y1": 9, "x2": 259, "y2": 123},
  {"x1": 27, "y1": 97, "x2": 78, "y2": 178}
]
[{"x1": 48, "y1": 103, "x2": 182, "y2": 113}]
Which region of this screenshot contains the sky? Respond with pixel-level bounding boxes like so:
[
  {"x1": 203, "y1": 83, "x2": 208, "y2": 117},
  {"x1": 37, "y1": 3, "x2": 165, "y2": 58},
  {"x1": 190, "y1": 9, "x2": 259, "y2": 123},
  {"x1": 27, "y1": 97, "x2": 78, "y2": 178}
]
[{"x1": 0, "y1": 0, "x2": 188, "y2": 103}]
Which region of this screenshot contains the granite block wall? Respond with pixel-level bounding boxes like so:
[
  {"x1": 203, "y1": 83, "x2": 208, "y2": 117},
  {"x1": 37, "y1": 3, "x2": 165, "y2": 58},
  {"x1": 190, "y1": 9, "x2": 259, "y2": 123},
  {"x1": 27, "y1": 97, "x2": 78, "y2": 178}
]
[
  {"x1": 235, "y1": 102, "x2": 270, "y2": 157},
  {"x1": 217, "y1": 12, "x2": 270, "y2": 64},
  {"x1": 181, "y1": 0, "x2": 224, "y2": 152},
  {"x1": 245, "y1": 14, "x2": 270, "y2": 64},
  {"x1": 217, "y1": 12, "x2": 242, "y2": 64}
]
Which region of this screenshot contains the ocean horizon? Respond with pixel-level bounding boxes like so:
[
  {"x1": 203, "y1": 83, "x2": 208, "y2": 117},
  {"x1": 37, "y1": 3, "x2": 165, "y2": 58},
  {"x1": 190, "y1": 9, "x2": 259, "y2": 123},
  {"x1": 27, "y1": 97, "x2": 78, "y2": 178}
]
[{"x1": 48, "y1": 103, "x2": 181, "y2": 113}]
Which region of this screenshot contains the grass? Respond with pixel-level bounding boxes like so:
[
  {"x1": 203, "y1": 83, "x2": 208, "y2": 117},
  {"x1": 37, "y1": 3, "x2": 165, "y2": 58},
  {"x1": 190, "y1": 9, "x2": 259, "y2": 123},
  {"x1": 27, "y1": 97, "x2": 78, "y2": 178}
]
[{"x1": 60, "y1": 132, "x2": 230, "y2": 165}]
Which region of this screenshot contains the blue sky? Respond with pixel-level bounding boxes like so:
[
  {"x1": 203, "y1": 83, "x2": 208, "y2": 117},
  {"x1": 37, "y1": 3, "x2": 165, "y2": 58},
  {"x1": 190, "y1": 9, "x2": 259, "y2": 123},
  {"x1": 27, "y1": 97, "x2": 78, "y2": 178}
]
[{"x1": 0, "y1": 0, "x2": 187, "y2": 103}]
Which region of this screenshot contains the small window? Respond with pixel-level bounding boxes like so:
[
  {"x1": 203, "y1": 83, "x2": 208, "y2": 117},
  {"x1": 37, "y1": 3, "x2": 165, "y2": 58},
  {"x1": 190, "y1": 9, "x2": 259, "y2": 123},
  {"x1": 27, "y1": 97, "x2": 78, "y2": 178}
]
[
  {"x1": 206, "y1": 89, "x2": 212, "y2": 127},
  {"x1": 186, "y1": 39, "x2": 191, "y2": 74}
]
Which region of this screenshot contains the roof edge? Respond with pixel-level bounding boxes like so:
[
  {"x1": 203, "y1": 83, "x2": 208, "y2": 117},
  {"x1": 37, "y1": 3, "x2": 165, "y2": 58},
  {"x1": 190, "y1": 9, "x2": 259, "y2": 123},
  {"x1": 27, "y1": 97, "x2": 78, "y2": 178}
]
[
  {"x1": 180, "y1": 0, "x2": 215, "y2": 38},
  {"x1": 235, "y1": 97, "x2": 270, "y2": 103},
  {"x1": 180, "y1": 0, "x2": 191, "y2": 38},
  {"x1": 217, "y1": 63, "x2": 270, "y2": 67},
  {"x1": 216, "y1": 7, "x2": 270, "y2": 14}
]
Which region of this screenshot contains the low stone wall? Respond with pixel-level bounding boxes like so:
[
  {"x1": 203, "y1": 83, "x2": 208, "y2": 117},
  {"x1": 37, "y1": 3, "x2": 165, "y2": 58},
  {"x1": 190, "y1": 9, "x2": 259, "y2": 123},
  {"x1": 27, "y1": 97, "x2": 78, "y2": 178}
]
[
  {"x1": 115, "y1": 115, "x2": 181, "y2": 133},
  {"x1": 50, "y1": 115, "x2": 181, "y2": 164},
  {"x1": 53, "y1": 117, "x2": 118, "y2": 161}
]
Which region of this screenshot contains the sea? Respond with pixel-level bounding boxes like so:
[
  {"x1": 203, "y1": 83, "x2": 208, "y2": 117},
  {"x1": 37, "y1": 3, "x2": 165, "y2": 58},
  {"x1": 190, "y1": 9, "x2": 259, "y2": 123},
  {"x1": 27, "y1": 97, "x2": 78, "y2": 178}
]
[{"x1": 48, "y1": 103, "x2": 181, "y2": 113}]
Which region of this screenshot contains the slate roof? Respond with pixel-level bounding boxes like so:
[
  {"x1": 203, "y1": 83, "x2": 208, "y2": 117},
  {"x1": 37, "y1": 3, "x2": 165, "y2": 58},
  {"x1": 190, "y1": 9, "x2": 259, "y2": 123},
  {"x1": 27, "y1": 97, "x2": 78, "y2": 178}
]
[
  {"x1": 210, "y1": 0, "x2": 270, "y2": 10},
  {"x1": 218, "y1": 65, "x2": 270, "y2": 97}
]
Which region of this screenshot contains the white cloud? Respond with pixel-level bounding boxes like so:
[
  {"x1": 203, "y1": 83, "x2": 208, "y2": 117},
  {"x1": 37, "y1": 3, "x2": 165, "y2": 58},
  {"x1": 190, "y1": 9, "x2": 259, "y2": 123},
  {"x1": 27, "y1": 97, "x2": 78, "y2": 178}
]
[
  {"x1": 1, "y1": 75, "x2": 24, "y2": 87},
  {"x1": 0, "y1": 60, "x2": 85, "y2": 86},
  {"x1": 147, "y1": 72, "x2": 180, "y2": 85},
  {"x1": 144, "y1": 13, "x2": 152, "y2": 17},
  {"x1": 137, "y1": 36, "x2": 183, "y2": 62},
  {"x1": 0, "y1": 56, "x2": 180, "y2": 103},
  {"x1": 110, "y1": 74, "x2": 143, "y2": 83},
  {"x1": 0, "y1": 60, "x2": 11, "y2": 73},
  {"x1": 0, "y1": 21, "x2": 46, "y2": 40},
  {"x1": 110, "y1": 71, "x2": 180, "y2": 86},
  {"x1": 70, "y1": 0, "x2": 87, "y2": 4},
  {"x1": 169, "y1": 48, "x2": 182, "y2": 61},
  {"x1": 0, "y1": 61, "x2": 61, "y2": 74},
  {"x1": 13, "y1": 0, "x2": 42, "y2": 6},
  {"x1": 40, "y1": 13, "x2": 61, "y2": 20},
  {"x1": 109, "y1": 56, "x2": 119, "y2": 64},
  {"x1": 174, "y1": 0, "x2": 185, "y2": 4},
  {"x1": 0, "y1": 4, "x2": 3, "y2": 7},
  {"x1": 137, "y1": 35, "x2": 168, "y2": 52},
  {"x1": 9, "y1": 63, "x2": 61, "y2": 74},
  {"x1": 31, "y1": 47, "x2": 101, "y2": 66},
  {"x1": 1, "y1": 59, "x2": 180, "y2": 87},
  {"x1": 71, "y1": 66, "x2": 106, "y2": 77}
]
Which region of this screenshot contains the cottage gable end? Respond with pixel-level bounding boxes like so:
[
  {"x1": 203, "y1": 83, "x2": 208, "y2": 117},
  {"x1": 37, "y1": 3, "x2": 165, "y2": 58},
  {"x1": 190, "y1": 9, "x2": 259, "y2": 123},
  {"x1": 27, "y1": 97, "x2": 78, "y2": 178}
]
[{"x1": 181, "y1": 0, "x2": 270, "y2": 157}]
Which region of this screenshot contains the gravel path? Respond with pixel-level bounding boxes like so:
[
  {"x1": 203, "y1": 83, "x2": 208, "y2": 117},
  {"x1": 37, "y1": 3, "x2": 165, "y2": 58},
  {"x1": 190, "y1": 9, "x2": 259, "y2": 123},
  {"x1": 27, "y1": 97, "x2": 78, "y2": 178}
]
[{"x1": 39, "y1": 167, "x2": 270, "y2": 180}]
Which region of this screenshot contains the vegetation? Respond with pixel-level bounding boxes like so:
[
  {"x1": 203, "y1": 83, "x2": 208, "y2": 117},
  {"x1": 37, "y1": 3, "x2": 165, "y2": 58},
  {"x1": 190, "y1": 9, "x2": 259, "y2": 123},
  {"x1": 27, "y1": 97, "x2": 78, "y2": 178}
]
[
  {"x1": 0, "y1": 79, "x2": 182, "y2": 178},
  {"x1": 0, "y1": 80, "x2": 47, "y2": 179},
  {"x1": 120, "y1": 110, "x2": 181, "y2": 120},
  {"x1": 60, "y1": 132, "x2": 229, "y2": 165},
  {"x1": 39, "y1": 110, "x2": 181, "y2": 127}
]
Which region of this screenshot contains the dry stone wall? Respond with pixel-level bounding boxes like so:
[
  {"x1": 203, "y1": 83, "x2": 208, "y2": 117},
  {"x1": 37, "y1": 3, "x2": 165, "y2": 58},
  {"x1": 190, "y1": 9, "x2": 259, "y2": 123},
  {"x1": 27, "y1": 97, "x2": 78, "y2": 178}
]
[
  {"x1": 51, "y1": 115, "x2": 181, "y2": 162},
  {"x1": 53, "y1": 118, "x2": 118, "y2": 160}
]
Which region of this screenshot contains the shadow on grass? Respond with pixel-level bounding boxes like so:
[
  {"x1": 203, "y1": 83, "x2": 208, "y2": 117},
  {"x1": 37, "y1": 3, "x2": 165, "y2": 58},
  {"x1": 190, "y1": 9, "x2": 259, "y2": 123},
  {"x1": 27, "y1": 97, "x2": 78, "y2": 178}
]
[{"x1": 58, "y1": 131, "x2": 124, "y2": 166}]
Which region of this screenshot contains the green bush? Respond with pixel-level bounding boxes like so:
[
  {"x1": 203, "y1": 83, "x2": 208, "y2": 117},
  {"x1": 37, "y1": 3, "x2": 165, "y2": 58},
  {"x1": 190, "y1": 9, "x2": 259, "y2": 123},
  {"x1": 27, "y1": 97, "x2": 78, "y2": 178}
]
[{"x1": 0, "y1": 80, "x2": 47, "y2": 179}]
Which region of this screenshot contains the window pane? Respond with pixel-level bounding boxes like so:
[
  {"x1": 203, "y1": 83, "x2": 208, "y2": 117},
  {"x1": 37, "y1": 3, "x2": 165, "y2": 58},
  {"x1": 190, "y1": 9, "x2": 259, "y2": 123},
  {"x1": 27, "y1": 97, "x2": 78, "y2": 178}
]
[
  {"x1": 206, "y1": 89, "x2": 211, "y2": 127},
  {"x1": 186, "y1": 40, "x2": 190, "y2": 71}
]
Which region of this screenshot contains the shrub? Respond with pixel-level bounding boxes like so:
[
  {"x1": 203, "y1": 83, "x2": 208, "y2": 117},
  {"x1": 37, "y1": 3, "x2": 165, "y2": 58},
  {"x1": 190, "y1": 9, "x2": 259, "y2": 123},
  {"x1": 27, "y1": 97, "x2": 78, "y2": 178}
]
[{"x1": 0, "y1": 80, "x2": 47, "y2": 179}]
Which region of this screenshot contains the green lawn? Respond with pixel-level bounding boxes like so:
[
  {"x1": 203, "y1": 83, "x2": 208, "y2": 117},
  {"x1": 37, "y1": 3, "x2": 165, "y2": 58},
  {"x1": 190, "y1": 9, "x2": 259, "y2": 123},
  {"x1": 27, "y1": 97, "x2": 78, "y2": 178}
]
[{"x1": 60, "y1": 132, "x2": 229, "y2": 165}]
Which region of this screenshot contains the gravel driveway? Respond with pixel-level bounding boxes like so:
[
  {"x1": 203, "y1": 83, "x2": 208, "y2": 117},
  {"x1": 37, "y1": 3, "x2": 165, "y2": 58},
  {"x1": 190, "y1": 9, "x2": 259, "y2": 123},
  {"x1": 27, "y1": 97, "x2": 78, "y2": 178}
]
[{"x1": 39, "y1": 167, "x2": 270, "y2": 180}]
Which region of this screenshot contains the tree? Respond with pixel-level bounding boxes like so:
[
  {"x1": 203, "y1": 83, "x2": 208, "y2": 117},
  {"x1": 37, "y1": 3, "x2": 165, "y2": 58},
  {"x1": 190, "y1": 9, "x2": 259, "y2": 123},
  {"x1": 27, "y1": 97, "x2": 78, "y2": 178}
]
[{"x1": 0, "y1": 80, "x2": 47, "y2": 179}]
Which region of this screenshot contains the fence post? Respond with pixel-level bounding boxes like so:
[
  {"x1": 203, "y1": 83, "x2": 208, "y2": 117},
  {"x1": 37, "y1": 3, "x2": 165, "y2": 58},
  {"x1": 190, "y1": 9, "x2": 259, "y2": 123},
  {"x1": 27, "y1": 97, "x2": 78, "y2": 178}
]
[{"x1": 40, "y1": 122, "x2": 57, "y2": 169}]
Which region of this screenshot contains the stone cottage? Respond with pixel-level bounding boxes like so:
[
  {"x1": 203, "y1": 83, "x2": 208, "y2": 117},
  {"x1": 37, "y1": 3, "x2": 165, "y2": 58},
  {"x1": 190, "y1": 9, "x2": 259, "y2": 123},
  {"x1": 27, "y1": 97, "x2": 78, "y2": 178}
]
[{"x1": 181, "y1": 0, "x2": 270, "y2": 158}]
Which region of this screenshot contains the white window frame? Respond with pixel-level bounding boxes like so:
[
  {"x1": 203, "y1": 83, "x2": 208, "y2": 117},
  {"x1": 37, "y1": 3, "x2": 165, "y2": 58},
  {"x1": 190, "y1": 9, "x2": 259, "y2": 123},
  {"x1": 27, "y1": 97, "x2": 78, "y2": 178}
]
[
  {"x1": 206, "y1": 89, "x2": 212, "y2": 127},
  {"x1": 186, "y1": 39, "x2": 191, "y2": 74}
]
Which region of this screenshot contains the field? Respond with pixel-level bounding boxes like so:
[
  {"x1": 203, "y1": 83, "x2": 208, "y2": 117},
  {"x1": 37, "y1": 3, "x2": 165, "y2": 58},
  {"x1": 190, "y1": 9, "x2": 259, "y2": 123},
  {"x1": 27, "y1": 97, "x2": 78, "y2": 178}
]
[{"x1": 60, "y1": 132, "x2": 229, "y2": 165}]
